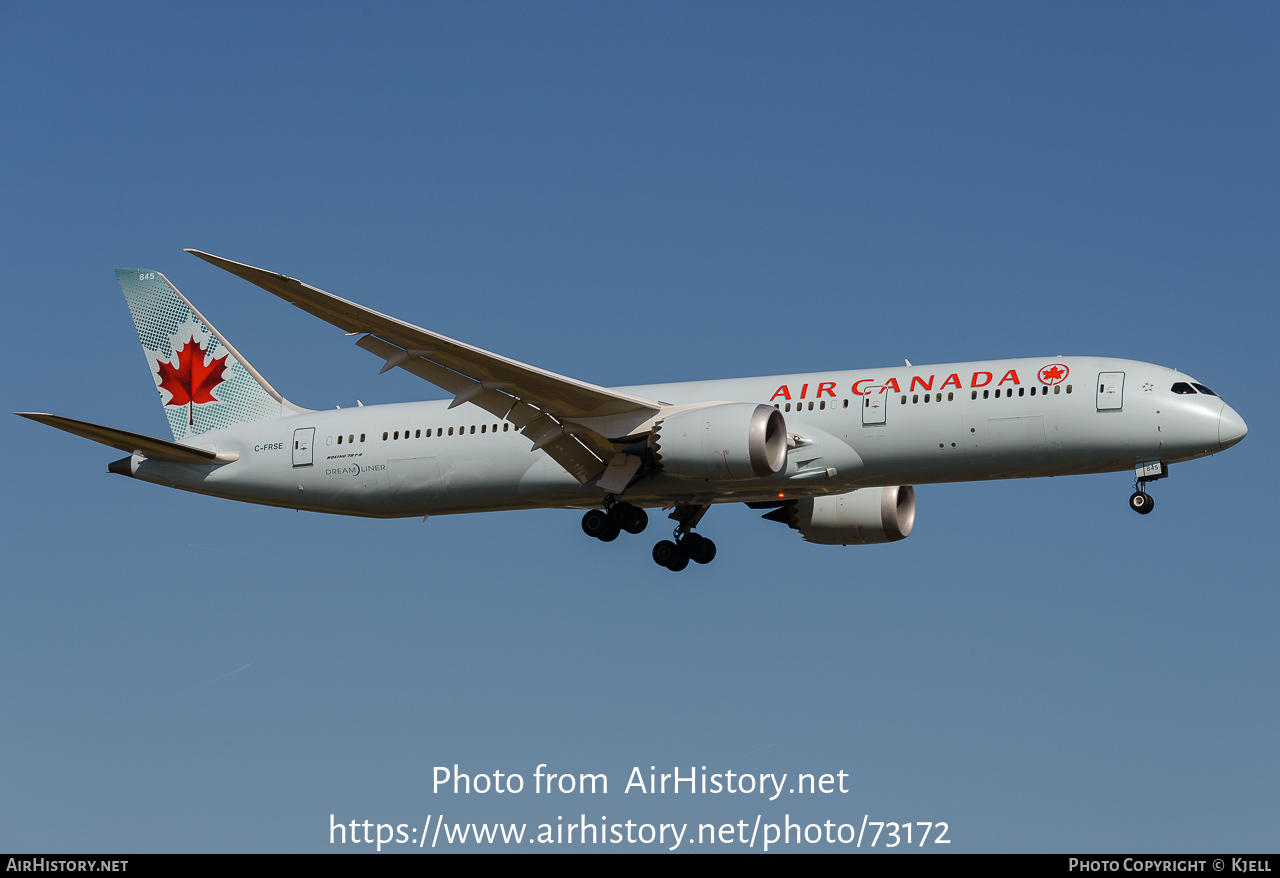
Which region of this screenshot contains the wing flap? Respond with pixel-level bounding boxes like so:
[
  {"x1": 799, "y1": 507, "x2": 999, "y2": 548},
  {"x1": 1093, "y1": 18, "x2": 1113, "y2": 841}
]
[
  {"x1": 15, "y1": 413, "x2": 237, "y2": 465},
  {"x1": 357, "y1": 336, "x2": 606, "y2": 483},
  {"x1": 531, "y1": 433, "x2": 607, "y2": 484}
]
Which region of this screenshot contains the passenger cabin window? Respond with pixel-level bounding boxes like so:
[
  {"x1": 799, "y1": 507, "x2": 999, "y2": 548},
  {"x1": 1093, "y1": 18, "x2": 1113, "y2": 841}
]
[
  {"x1": 1192, "y1": 383, "x2": 1217, "y2": 396},
  {"x1": 337, "y1": 435, "x2": 343, "y2": 444}
]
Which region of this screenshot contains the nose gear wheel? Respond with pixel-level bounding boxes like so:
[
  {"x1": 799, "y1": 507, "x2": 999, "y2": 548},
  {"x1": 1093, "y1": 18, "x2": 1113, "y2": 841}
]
[
  {"x1": 1128, "y1": 468, "x2": 1165, "y2": 515},
  {"x1": 1128, "y1": 490, "x2": 1154, "y2": 514}
]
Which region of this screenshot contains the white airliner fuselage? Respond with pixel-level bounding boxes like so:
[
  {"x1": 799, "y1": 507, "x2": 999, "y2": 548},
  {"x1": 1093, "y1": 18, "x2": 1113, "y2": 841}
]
[
  {"x1": 117, "y1": 357, "x2": 1242, "y2": 515},
  {"x1": 18, "y1": 255, "x2": 1248, "y2": 570}
]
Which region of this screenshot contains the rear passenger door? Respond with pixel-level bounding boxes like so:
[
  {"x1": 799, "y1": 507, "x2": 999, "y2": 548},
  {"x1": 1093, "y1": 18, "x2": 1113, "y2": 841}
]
[{"x1": 292, "y1": 427, "x2": 315, "y2": 466}]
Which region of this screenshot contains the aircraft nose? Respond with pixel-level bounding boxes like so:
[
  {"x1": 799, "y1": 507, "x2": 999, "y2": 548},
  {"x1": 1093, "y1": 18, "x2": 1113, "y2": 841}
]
[{"x1": 1219, "y1": 403, "x2": 1248, "y2": 450}]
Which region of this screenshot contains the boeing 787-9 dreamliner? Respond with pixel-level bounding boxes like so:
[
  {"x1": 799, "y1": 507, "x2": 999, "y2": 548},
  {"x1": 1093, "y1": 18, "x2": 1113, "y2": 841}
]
[{"x1": 17, "y1": 251, "x2": 1248, "y2": 571}]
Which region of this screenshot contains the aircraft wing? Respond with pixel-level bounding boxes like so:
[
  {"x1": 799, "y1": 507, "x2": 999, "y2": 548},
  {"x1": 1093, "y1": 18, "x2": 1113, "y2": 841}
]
[
  {"x1": 15, "y1": 413, "x2": 238, "y2": 465},
  {"x1": 186, "y1": 250, "x2": 665, "y2": 484}
]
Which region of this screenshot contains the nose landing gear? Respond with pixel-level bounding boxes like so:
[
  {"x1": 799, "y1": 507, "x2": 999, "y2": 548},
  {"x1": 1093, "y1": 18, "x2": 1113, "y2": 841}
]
[{"x1": 1128, "y1": 462, "x2": 1167, "y2": 515}]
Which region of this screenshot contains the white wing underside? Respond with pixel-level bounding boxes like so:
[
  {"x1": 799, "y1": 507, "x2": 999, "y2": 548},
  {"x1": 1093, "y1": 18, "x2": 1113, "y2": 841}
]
[{"x1": 185, "y1": 250, "x2": 666, "y2": 484}]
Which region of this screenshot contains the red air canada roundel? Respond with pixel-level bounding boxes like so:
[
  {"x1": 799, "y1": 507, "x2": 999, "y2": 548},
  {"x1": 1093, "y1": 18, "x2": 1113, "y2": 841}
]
[{"x1": 1038, "y1": 363, "x2": 1069, "y2": 385}]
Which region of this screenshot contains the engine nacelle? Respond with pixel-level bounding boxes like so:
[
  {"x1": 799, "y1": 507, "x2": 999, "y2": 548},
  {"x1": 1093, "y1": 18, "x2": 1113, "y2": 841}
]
[
  {"x1": 651, "y1": 403, "x2": 787, "y2": 480},
  {"x1": 785, "y1": 486, "x2": 915, "y2": 545}
]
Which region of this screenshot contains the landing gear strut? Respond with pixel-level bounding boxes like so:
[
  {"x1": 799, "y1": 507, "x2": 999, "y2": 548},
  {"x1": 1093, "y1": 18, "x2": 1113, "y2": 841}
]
[{"x1": 652, "y1": 504, "x2": 717, "y2": 571}]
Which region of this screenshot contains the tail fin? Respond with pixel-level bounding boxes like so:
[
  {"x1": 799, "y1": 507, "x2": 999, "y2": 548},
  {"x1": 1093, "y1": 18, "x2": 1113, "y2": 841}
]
[{"x1": 115, "y1": 268, "x2": 307, "y2": 441}]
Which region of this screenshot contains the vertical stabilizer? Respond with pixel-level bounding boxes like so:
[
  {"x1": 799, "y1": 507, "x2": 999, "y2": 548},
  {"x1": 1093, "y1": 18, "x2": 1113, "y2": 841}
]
[{"x1": 115, "y1": 269, "x2": 305, "y2": 441}]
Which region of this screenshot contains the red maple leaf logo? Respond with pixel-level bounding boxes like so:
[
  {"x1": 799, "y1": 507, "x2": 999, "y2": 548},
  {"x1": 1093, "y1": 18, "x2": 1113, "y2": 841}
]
[
  {"x1": 156, "y1": 335, "x2": 229, "y2": 424},
  {"x1": 1038, "y1": 364, "x2": 1068, "y2": 385}
]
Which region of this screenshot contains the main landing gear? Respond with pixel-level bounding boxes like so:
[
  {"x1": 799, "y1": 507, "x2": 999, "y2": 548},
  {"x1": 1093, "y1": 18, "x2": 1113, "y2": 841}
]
[
  {"x1": 581, "y1": 502, "x2": 718, "y2": 571},
  {"x1": 651, "y1": 504, "x2": 716, "y2": 572},
  {"x1": 652, "y1": 532, "x2": 716, "y2": 571},
  {"x1": 581, "y1": 502, "x2": 648, "y2": 542}
]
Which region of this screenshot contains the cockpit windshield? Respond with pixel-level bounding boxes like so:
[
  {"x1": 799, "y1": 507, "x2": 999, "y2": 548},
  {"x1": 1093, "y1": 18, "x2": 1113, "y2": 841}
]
[{"x1": 1172, "y1": 381, "x2": 1219, "y2": 397}]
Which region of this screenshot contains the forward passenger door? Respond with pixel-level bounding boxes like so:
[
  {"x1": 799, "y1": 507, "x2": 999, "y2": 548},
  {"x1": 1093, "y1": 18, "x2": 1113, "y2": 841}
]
[
  {"x1": 1096, "y1": 372, "x2": 1124, "y2": 411},
  {"x1": 862, "y1": 388, "x2": 887, "y2": 426}
]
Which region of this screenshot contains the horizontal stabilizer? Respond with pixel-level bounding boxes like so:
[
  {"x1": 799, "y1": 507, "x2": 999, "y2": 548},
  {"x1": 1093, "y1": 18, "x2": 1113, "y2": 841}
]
[{"x1": 14, "y1": 413, "x2": 238, "y2": 465}]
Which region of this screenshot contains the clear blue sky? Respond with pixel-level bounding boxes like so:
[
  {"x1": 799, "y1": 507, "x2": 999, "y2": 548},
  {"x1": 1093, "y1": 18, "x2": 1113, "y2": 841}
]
[{"x1": 1, "y1": 2, "x2": 1276, "y2": 853}]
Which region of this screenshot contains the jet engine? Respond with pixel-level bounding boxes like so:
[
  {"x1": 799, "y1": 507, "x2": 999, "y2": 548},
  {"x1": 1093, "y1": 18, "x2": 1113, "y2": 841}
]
[
  {"x1": 650, "y1": 403, "x2": 787, "y2": 480},
  {"x1": 765, "y1": 486, "x2": 916, "y2": 545}
]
